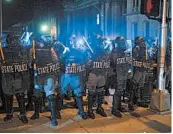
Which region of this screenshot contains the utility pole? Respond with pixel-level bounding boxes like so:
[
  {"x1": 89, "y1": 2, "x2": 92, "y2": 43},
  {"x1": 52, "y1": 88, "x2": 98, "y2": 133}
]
[
  {"x1": 150, "y1": 0, "x2": 171, "y2": 114},
  {"x1": 0, "y1": 0, "x2": 2, "y2": 38},
  {"x1": 158, "y1": 0, "x2": 167, "y2": 91}
]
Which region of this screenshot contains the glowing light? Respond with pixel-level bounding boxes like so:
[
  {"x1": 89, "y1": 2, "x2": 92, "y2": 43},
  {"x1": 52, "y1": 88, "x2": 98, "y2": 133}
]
[
  {"x1": 41, "y1": 24, "x2": 49, "y2": 32},
  {"x1": 75, "y1": 37, "x2": 87, "y2": 51},
  {"x1": 77, "y1": 38, "x2": 85, "y2": 45},
  {"x1": 5, "y1": 0, "x2": 12, "y2": 3}
]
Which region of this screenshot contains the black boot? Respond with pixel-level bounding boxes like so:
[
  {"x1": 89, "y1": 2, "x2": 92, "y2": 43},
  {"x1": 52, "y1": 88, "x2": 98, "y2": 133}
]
[
  {"x1": 64, "y1": 94, "x2": 71, "y2": 100},
  {"x1": 26, "y1": 102, "x2": 33, "y2": 111},
  {"x1": 112, "y1": 93, "x2": 122, "y2": 118},
  {"x1": 4, "y1": 94, "x2": 13, "y2": 121},
  {"x1": 26, "y1": 90, "x2": 33, "y2": 111},
  {"x1": 73, "y1": 97, "x2": 78, "y2": 109},
  {"x1": 75, "y1": 96, "x2": 87, "y2": 119},
  {"x1": 0, "y1": 89, "x2": 5, "y2": 111},
  {"x1": 0, "y1": 100, "x2": 5, "y2": 112},
  {"x1": 128, "y1": 90, "x2": 135, "y2": 111},
  {"x1": 16, "y1": 93, "x2": 28, "y2": 124},
  {"x1": 87, "y1": 90, "x2": 95, "y2": 119},
  {"x1": 0, "y1": 103, "x2": 5, "y2": 111},
  {"x1": 118, "y1": 95, "x2": 127, "y2": 112},
  {"x1": 96, "y1": 90, "x2": 107, "y2": 117},
  {"x1": 96, "y1": 107, "x2": 107, "y2": 117},
  {"x1": 47, "y1": 94, "x2": 58, "y2": 127},
  {"x1": 56, "y1": 94, "x2": 62, "y2": 119},
  {"x1": 30, "y1": 97, "x2": 41, "y2": 120},
  {"x1": 40, "y1": 93, "x2": 46, "y2": 113},
  {"x1": 57, "y1": 111, "x2": 61, "y2": 119}
]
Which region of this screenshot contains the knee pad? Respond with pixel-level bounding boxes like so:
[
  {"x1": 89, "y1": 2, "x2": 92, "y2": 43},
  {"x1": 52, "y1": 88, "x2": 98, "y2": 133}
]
[
  {"x1": 33, "y1": 89, "x2": 43, "y2": 98},
  {"x1": 15, "y1": 93, "x2": 25, "y2": 98},
  {"x1": 73, "y1": 87, "x2": 83, "y2": 97},
  {"x1": 108, "y1": 88, "x2": 115, "y2": 95},
  {"x1": 47, "y1": 94, "x2": 56, "y2": 101},
  {"x1": 88, "y1": 90, "x2": 97, "y2": 96}
]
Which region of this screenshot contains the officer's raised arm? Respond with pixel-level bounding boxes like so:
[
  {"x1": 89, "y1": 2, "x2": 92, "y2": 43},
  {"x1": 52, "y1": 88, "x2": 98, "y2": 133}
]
[{"x1": 50, "y1": 47, "x2": 58, "y2": 63}]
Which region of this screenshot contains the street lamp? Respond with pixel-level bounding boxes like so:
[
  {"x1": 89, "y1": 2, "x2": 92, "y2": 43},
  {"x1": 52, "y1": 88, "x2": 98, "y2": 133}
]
[
  {"x1": 40, "y1": 24, "x2": 49, "y2": 33},
  {"x1": 5, "y1": 0, "x2": 12, "y2": 2},
  {"x1": 0, "y1": 0, "x2": 12, "y2": 37}
]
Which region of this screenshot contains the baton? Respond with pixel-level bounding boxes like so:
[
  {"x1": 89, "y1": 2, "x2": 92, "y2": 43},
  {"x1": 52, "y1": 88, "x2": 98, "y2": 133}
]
[
  {"x1": 20, "y1": 32, "x2": 25, "y2": 40},
  {"x1": 82, "y1": 36, "x2": 94, "y2": 53},
  {"x1": 55, "y1": 41, "x2": 66, "y2": 49},
  {"x1": 55, "y1": 41, "x2": 70, "y2": 54},
  {"x1": 146, "y1": 45, "x2": 148, "y2": 61},
  {"x1": 0, "y1": 40, "x2": 5, "y2": 64},
  {"x1": 32, "y1": 39, "x2": 36, "y2": 70}
]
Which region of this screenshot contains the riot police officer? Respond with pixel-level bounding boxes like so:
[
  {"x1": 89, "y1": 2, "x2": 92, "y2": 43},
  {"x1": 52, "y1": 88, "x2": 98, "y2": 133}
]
[
  {"x1": 165, "y1": 38, "x2": 171, "y2": 96},
  {"x1": 129, "y1": 36, "x2": 149, "y2": 109},
  {"x1": 60, "y1": 35, "x2": 87, "y2": 119},
  {"x1": 29, "y1": 36, "x2": 60, "y2": 127},
  {"x1": 86, "y1": 30, "x2": 108, "y2": 119},
  {"x1": 0, "y1": 72, "x2": 5, "y2": 111},
  {"x1": 1, "y1": 34, "x2": 29, "y2": 123},
  {"x1": 110, "y1": 36, "x2": 131, "y2": 117}
]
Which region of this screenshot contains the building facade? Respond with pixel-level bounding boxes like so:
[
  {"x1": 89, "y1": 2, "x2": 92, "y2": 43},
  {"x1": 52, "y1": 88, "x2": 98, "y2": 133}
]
[
  {"x1": 64, "y1": 0, "x2": 171, "y2": 42},
  {"x1": 63, "y1": 0, "x2": 126, "y2": 40},
  {"x1": 124, "y1": 0, "x2": 171, "y2": 41}
]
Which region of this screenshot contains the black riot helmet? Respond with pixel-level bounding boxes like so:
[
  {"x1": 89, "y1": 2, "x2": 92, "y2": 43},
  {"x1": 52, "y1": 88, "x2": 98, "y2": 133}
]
[
  {"x1": 6, "y1": 34, "x2": 21, "y2": 47},
  {"x1": 134, "y1": 36, "x2": 145, "y2": 47},
  {"x1": 35, "y1": 36, "x2": 46, "y2": 48},
  {"x1": 6, "y1": 34, "x2": 13, "y2": 45},
  {"x1": 115, "y1": 36, "x2": 126, "y2": 50}
]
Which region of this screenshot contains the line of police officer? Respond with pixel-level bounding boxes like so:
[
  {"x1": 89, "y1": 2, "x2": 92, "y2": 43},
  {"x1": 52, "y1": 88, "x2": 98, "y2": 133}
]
[{"x1": 0, "y1": 30, "x2": 170, "y2": 127}]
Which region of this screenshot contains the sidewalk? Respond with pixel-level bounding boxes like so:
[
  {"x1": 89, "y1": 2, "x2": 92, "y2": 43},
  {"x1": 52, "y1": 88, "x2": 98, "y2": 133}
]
[{"x1": 0, "y1": 98, "x2": 171, "y2": 133}]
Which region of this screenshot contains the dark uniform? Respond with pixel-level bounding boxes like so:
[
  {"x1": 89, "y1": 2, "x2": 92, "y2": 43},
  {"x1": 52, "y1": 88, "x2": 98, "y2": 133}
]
[
  {"x1": 25, "y1": 45, "x2": 34, "y2": 111},
  {"x1": 29, "y1": 37, "x2": 60, "y2": 127},
  {"x1": 0, "y1": 71, "x2": 5, "y2": 111},
  {"x1": 129, "y1": 36, "x2": 149, "y2": 109},
  {"x1": 0, "y1": 39, "x2": 6, "y2": 112},
  {"x1": 141, "y1": 40, "x2": 158, "y2": 106},
  {"x1": 1, "y1": 34, "x2": 29, "y2": 123},
  {"x1": 86, "y1": 35, "x2": 108, "y2": 119},
  {"x1": 110, "y1": 36, "x2": 132, "y2": 117},
  {"x1": 165, "y1": 39, "x2": 171, "y2": 96}
]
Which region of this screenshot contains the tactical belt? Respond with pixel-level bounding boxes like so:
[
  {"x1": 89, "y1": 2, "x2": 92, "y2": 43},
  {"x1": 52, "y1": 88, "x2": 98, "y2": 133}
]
[{"x1": 96, "y1": 85, "x2": 105, "y2": 89}]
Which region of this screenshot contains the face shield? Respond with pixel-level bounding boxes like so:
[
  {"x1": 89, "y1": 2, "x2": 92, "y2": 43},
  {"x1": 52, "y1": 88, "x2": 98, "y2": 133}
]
[
  {"x1": 6, "y1": 35, "x2": 21, "y2": 47},
  {"x1": 135, "y1": 37, "x2": 146, "y2": 48}
]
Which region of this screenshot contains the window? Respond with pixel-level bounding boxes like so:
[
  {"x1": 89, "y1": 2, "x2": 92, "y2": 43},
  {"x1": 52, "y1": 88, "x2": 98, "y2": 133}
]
[
  {"x1": 136, "y1": 0, "x2": 139, "y2": 7},
  {"x1": 132, "y1": 0, "x2": 139, "y2": 12},
  {"x1": 145, "y1": 21, "x2": 150, "y2": 37},
  {"x1": 133, "y1": 0, "x2": 136, "y2": 8},
  {"x1": 132, "y1": 22, "x2": 138, "y2": 40},
  {"x1": 97, "y1": 13, "x2": 100, "y2": 25}
]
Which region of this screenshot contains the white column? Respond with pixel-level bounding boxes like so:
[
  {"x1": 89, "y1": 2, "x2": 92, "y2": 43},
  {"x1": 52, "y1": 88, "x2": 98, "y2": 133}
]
[
  {"x1": 72, "y1": 11, "x2": 75, "y2": 33},
  {"x1": 66, "y1": 12, "x2": 70, "y2": 36},
  {"x1": 104, "y1": 0, "x2": 109, "y2": 37},
  {"x1": 101, "y1": 1, "x2": 104, "y2": 35},
  {"x1": 84, "y1": 10, "x2": 88, "y2": 37}
]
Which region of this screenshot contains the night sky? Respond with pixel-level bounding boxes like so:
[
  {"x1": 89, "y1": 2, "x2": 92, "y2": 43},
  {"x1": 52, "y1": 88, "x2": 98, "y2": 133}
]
[{"x1": 2, "y1": 0, "x2": 34, "y2": 30}]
